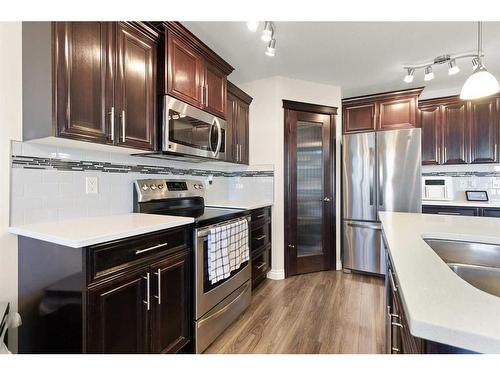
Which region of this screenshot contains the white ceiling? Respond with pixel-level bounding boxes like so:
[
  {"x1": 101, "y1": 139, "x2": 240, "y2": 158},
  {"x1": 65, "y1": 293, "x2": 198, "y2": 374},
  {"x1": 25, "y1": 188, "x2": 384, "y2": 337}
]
[{"x1": 183, "y1": 21, "x2": 500, "y2": 98}]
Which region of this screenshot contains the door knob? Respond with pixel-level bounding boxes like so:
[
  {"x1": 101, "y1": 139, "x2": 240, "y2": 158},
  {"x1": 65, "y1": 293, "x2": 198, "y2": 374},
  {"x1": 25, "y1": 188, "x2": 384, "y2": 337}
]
[
  {"x1": 288, "y1": 244, "x2": 295, "y2": 249},
  {"x1": 323, "y1": 197, "x2": 332, "y2": 202}
]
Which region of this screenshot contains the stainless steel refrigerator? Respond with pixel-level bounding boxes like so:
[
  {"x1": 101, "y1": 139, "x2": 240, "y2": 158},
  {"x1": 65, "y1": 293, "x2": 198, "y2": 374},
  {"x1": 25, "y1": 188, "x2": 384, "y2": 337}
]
[{"x1": 342, "y1": 128, "x2": 421, "y2": 275}]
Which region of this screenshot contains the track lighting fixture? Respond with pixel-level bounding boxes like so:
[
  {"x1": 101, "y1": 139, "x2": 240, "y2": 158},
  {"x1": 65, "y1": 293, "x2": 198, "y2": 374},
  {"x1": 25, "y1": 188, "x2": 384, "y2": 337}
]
[
  {"x1": 246, "y1": 21, "x2": 259, "y2": 32},
  {"x1": 265, "y1": 38, "x2": 276, "y2": 57},
  {"x1": 448, "y1": 59, "x2": 460, "y2": 75},
  {"x1": 246, "y1": 21, "x2": 277, "y2": 57},
  {"x1": 424, "y1": 66, "x2": 434, "y2": 81},
  {"x1": 403, "y1": 22, "x2": 498, "y2": 100},
  {"x1": 404, "y1": 68, "x2": 415, "y2": 83}
]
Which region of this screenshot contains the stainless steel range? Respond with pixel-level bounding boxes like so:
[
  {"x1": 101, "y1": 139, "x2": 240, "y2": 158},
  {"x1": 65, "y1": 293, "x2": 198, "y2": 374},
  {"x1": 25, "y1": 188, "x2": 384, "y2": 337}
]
[{"x1": 133, "y1": 178, "x2": 251, "y2": 353}]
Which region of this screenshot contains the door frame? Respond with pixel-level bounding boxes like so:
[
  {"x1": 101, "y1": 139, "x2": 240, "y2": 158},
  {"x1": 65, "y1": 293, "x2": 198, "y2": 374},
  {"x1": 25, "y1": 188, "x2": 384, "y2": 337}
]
[{"x1": 283, "y1": 100, "x2": 338, "y2": 278}]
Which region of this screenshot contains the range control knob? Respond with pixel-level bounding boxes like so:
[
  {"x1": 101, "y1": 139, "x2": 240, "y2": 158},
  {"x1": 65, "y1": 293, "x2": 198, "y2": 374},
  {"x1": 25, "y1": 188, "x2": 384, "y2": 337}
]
[
  {"x1": 158, "y1": 184, "x2": 164, "y2": 190},
  {"x1": 150, "y1": 184, "x2": 157, "y2": 190},
  {"x1": 141, "y1": 184, "x2": 149, "y2": 191},
  {"x1": 193, "y1": 184, "x2": 199, "y2": 189}
]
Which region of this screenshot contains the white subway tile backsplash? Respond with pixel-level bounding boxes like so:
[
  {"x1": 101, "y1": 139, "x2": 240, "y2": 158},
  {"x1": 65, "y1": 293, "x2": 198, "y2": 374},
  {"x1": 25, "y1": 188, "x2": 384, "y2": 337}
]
[{"x1": 10, "y1": 141, "x2": 274, "y2": 226}]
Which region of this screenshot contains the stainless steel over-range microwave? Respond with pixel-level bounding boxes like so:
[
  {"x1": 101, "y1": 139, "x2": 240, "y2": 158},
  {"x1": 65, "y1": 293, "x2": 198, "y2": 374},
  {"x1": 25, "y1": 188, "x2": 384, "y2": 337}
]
[{"x1": 161, "y1": 95, "x2": 227, "y2": 161}]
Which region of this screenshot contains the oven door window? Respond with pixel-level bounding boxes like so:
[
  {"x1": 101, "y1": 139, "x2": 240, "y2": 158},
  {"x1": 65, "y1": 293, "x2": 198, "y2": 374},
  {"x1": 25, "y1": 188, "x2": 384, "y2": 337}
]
[
  {"x1": 203, "y1": 236, "x2": 247, "y2": 293},
  {"x1": 169, "y1": 109, "x2": 215, "y2": 151}
]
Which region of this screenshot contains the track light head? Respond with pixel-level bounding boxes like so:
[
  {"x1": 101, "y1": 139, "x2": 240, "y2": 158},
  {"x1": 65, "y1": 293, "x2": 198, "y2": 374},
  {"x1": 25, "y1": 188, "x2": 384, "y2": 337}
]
[
  {"x1": 261, "y1": 21, "x2": 273, "y2": 42},
  {"x1": 265, "y1": 39, "x2": 276, "y2": 57},
  {"x1": 424, "y1": 66, "x2": 434, "y2": 81},
  {"x1": 403, "y1": 68, "x2": 415, "y2": 83},
  {"x1": 448, "y1": 59, "x2": 460, "y2": 75}
]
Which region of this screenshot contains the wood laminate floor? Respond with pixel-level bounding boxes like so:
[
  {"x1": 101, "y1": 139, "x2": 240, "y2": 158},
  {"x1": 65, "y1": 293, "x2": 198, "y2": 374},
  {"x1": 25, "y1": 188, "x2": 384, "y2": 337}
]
[{"x1": 205, "y1": 270, "x2": 385, "y2": 354}]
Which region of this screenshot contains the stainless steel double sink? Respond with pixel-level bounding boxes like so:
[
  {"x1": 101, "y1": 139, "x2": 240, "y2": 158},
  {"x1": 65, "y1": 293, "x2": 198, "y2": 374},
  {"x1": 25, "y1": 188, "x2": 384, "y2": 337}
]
[{"x1": 424, "y1": 238, "x2": 500, "y2": 298}]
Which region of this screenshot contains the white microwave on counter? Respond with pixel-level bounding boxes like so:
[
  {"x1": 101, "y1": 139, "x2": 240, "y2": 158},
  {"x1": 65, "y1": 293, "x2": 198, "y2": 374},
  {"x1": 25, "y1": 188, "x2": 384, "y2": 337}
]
[{"x1": 422, "y1": 176, "x2": 454, "y2": 201}]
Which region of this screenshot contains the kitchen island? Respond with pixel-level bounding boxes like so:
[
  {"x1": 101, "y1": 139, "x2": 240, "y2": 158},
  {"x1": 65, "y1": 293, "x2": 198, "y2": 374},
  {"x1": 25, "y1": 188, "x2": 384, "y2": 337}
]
[{"x1": 379, "y1": 211, "x2": 500, "y2": 354}]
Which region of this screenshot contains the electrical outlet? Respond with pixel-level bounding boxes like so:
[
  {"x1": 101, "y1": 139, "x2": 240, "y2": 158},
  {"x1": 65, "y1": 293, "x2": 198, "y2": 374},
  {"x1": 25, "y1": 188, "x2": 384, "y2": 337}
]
[{"x1": 85, "y1": 176, "x2": 99, "y2": 194}]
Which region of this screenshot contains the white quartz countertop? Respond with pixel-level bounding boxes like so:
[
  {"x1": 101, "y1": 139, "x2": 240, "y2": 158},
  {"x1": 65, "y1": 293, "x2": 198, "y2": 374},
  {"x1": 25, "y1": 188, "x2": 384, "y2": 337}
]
[
  {"x1": 206, "y1": 200, "x2": 273, "y2": 210},
  {"x1": 422, "y1": 199, "x2": 500, "y2": 208},
  {"x1": 379, "y1": 211, "x2": 500, "y2": 353},
  {"x1": 9, "y1": 213, "x2": 194, "y2": 248}
]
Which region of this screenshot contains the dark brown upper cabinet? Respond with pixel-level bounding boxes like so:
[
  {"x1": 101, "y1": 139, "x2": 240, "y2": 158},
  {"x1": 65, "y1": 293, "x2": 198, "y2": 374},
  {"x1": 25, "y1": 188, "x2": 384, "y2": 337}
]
[
  {"x1": 226, "y1": 81, "x2": 252, "y2": 164},
  {"x1": 205, "y1": 62, "x2": 227, "y2": 118},
  {"x1": 22, "y1": 22, "x2": 158, "y2": 151},
  {"x1": 419, "y1": 94, "x2": 500, "y2": 165},
  {"x1": 343, "y1": 103, "x2": 376, "y2": 133},
  {"x1": 342, "y1": 87, "x2": 423, "y2": 134},
  {"x1": 441, "y1": 100, "x2": 469, "y2": 164},
  {"x1": 469, "y1": 96, "x2": 499, "y2": 163},
  {"x1": 162, "y1": 22, "x2": 233, "y2": 119},
  {"x1": 52, "y1": 22, "x2": 114, "y2": 144},
  {"x1": 378, "y1": 96, "x2": 417, "y2": 131},
  {"x1": 115, "y1": 22, "x2": 157, "y2": 150},
  {"x1": 166, "y1": 32, "x2": 204, "y2": 108},
  {"x1": 418, "y1": 103, "x2": 441, "y2": 165}
]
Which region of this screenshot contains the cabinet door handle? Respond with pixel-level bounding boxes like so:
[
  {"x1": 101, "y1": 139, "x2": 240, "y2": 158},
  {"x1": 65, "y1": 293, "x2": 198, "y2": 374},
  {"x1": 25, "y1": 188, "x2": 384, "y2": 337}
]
[
  {"x1": 388, "y1": 269, "x2": 397, "y2": 292},
  {"x1": 154, "y1": 268, "x2": 161, "y2": 304},
  {"x1": 256, "y1": 235, "x2": 267, "y2": 241},
  {"x1": 121, "y1": 110, "x2": 126, "y2": 143},
  {"x1": 257, "y1": 214, "x2": 266, "y2": 219},
  {"x1": 134, "y1": 242, "x2": 168, "y2": 255},
  {"x1": 255, "y1": 262, "x2": 267, "y2": 270},
  {"x1": 206, "y1": 84, "x2": 209, "y2": 106},
  {"x1": 437, "y1": 211, "x2": 461, "y2": 216},
  {"x1": 109, "y1": 107, "x2": 115, "y2": 141},
  {"x1": 143, "y1": 272, "x2": 151, "y2": 311}
]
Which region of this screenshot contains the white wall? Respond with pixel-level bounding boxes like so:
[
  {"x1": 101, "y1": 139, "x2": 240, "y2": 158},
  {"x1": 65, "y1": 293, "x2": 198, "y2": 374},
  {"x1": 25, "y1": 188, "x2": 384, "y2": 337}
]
[
  {"x1": 0, "y1": 22, "x2": 23, "y2": 351},
  {"x1": 240, "y1": 76, "x2": 342, "y2": 278}
]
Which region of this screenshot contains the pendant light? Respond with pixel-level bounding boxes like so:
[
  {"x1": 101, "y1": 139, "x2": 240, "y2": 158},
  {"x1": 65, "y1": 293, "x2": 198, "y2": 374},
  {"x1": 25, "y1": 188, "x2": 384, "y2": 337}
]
[{"x1": 460, "y1": 22, "x2": 500, "y2": 100}]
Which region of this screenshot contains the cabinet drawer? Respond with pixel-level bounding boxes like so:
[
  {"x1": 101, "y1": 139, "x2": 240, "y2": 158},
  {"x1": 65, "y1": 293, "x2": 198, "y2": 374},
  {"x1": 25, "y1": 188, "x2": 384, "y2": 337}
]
[
  {"x1": 481, "y1": 208, "x2": 500, "y2": 217},
  {"x1": 251, "y1": 206, "x2": 271, "y2": 228},
  {"x1": 251, "y1": 222, "x2": 271, "y2": 252},
  {"x1": 88, "y1": 227, "x2": 190, "y2": 283},
  {"x1": 251, "y1": 245, "x2": 271, "y2": 289},
  {"x1": 422, "y1": 205, "x2": 479, "y2": 216}
]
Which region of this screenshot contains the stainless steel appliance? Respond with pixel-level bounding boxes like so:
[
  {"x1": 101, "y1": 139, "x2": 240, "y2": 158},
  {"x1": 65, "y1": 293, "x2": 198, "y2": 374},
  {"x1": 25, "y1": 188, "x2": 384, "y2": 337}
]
[
  {"x1": 342, "y1": 128, "x2": 421, "y2": 275},
  {"x1": 133, "y1": 178, "x2": 251, "y2": 353},
  {"x1": 164, "y1": 96, "x2": 227, "y2": 161}
]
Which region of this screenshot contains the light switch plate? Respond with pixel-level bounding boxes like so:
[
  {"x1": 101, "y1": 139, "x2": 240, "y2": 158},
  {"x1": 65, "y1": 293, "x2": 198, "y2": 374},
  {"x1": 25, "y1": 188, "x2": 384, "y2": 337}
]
[{"x1": 85, "y1": 176, "x2": 99, "y2": 194}]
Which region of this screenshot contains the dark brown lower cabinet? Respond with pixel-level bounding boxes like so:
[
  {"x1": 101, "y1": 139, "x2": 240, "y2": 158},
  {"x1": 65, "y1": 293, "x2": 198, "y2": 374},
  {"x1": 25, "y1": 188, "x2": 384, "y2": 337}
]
[
  {"x1": 150, "y1": 251, "x2": 190, "y2": 353},
  {"x1": 87, "y1": 267, "x2": 150, "y2": 353},
  {"x1": 385, "y1": 245, "x2": 475, "y2": 354},
  {"x1": 250, "y1": 206, "x2": 272, "y2": 289},
  {"x1": 422, "y1": 205, "x2": 500, "y2": 218},
  {"x1": 18, "y1": 226, "x2": 193, "y2": 354}
]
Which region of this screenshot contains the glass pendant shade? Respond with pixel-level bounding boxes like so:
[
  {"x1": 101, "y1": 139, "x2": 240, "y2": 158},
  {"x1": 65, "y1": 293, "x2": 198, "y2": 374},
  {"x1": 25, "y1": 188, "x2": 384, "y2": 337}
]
[{"x1": 460, "y1": 66, "x2": 500, "y2": 100}]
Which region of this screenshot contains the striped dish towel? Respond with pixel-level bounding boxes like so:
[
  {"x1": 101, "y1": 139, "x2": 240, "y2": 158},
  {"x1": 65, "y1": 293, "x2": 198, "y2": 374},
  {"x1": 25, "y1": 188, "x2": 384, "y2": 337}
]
[{"x1": 208, "y1": 219, "x2": 249, "y2": 284}]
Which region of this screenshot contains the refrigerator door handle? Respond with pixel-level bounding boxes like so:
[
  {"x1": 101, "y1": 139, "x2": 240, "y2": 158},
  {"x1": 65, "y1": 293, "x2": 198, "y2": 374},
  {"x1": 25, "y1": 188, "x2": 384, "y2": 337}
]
[
  {"x1": 378, "y1": 154, "x2": 384, "y2": 208},
  {"x1": 346, "y1": 221, "x2": 382, "y2": 231},
  {"x1": 369, "y1": 147, "x2": 375, "y2": 206}
]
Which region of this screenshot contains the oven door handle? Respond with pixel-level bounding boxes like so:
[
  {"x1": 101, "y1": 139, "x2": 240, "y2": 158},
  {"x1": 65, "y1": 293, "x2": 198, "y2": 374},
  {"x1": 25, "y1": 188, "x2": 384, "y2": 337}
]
[{"x1": 197, "y1": 281, "x2": 250, "y2": 327}]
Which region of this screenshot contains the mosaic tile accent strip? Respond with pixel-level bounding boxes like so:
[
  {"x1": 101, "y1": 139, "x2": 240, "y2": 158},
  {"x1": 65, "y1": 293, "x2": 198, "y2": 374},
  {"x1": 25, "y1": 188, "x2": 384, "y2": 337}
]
[
  {"x1": 11, "y1": 155, "x2": 274, "y2": 178},
  {"x1": 423, "y1": 171, "x2": 500, "y2": 177}
]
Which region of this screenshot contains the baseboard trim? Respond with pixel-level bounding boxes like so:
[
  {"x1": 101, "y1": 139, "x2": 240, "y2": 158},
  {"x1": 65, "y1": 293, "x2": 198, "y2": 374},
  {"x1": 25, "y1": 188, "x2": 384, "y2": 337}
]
[
  {"x1": 266, "y1": 269, "x2": 285, "y2": 280},
  {"x1": 336, "y1": 259, "x2": 342, "y2": 271}
]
